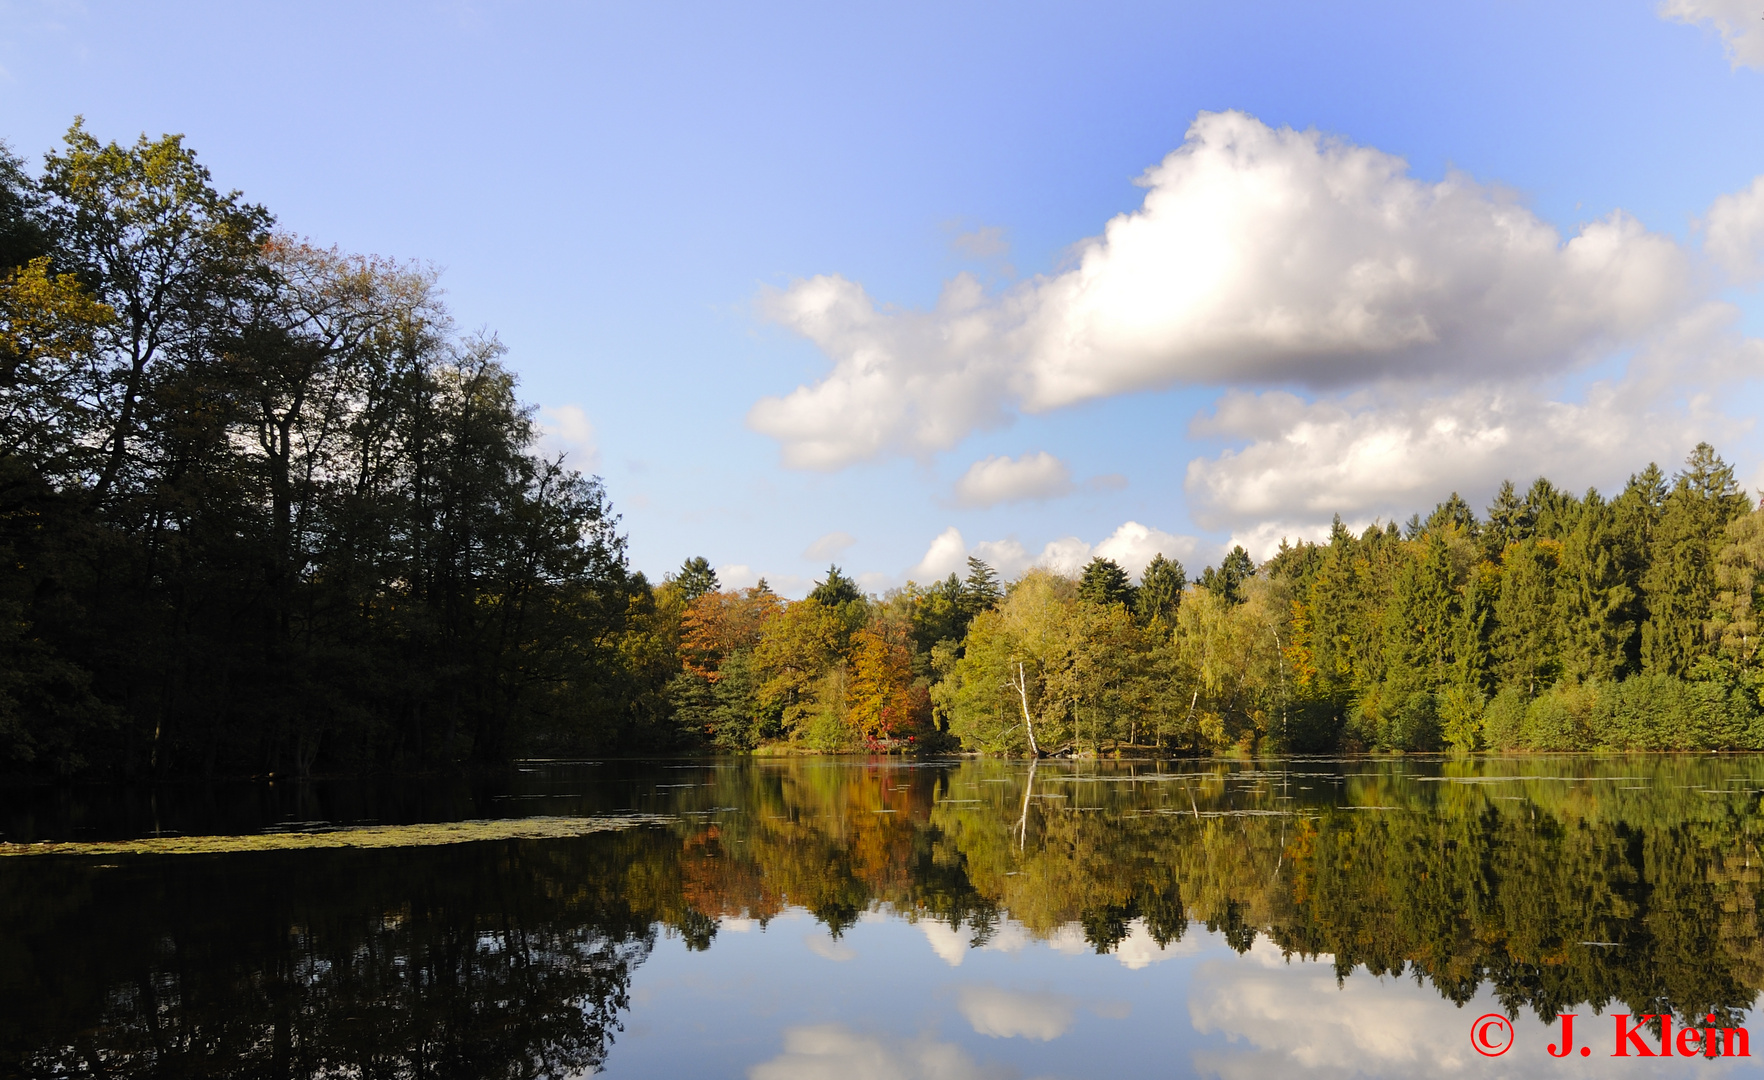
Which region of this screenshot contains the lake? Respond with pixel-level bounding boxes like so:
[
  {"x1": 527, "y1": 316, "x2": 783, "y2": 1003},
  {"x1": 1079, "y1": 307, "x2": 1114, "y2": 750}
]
[{"x1": 2, "y1": 756, "x2": 1760, "y2": 1078}]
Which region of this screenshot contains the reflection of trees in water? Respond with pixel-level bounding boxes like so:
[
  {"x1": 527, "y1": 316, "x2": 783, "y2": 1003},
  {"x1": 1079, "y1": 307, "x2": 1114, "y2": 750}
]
[
  {"x1": 3, "y1": 757, "x2": 1762, "y2": 1074},
  {"x1": 1, "y1": 837, "x2": 666, "y2": 1078},
  {"x1": 665, "y1": 757, "x2": 1764, "y2": 1025}
]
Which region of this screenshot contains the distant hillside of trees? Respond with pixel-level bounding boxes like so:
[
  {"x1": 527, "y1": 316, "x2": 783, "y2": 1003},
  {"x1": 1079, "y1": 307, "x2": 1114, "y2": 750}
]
[{"x1": 5, "y1": 121, "x2": 1764, "y2": 779}]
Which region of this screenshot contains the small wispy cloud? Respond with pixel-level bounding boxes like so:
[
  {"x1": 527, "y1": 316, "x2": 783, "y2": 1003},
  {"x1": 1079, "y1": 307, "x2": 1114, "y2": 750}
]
[
  {"x1": 953, "y1": 451, "x2": 1074, "y2": 507},
  {"x1": 803, "y1": 531, "x2": 857, "y2": 560},
  {"x1": 950, "y1": 223, "x2": 1010, "y2": 260}
]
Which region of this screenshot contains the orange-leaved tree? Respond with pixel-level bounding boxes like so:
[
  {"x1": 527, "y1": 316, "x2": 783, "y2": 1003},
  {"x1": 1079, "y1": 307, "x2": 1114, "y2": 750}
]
[
  {"x1": 680, "y1": 585, "x2": 783, "y2": 681},
  {"x1": 846, "y1": 614, "x2": 929, "y2": 745}
]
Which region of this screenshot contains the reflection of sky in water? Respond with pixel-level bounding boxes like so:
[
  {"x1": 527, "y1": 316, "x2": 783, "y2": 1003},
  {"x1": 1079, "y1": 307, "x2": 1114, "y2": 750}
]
[{"x1": 610, "y1": 911, "x2": 1756, "y2": 1079}]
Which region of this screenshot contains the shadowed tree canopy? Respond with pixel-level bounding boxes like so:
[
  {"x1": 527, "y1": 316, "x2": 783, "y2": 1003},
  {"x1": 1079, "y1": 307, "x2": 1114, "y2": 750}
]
[
  {"x1": 0, "y1": 122, "x2": 650, "y2": 779},
  {"x1": 0, "y1": 142, "x2": 47, "y2": 272}
]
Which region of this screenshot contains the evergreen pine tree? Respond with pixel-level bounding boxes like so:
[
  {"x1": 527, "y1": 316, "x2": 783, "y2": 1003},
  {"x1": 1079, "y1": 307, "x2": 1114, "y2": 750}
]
[
  {"x1": 1382, "y1": 533, "x2": 1460, "y2": 695},
  {"x1": 1135, "y1": 554, "x2": 1185, "y2": 625},
  {"x1": 962, "y1": 556, "x2": 1003, "y2": 614},
  {"x1": 809, "y1": 565, "x2": 862, "y2": 607},
  {"x1": 1304, "y1": 532, "x2": 1356, "y2": 701},
  {"x1": 1078, "y1": 556, "x2": 1136, "y2": 608},
  {"x1": 1524, "y1": 477, "x2": 1576, "y2": 539},
  {"x1": 1425, "y1": 492, "x2": 1478, "y2": 537},
  {"x1": 1641, "y1": 444, "x2": 1750, "y2": 676},
  {"x1": 1611, "y1": 464, "x2": 1667, "y2": 671},
  {"x1": 1484, "y1": 480, "x2": 1529, "y2": 558},
  {"x1": 1200, "y1": 546, "x2": 1256, "y2": 605},
  {"x1": 1440, "y1": 566, "x2": 1493, "y2": 750},
  {"x1": 1492, "y1": 538, "x2": 1560, "y2": 697},
  {"x1": 669, "y1": 556, "x2": 720, "y2": 602},
  {"x1": 1709, "y1": 507, "x2": 1764, "y2": 671},
  {"x1": 1554, "y1": 492, "x2": 1635, "y2": 683},
  {"x1": 1372, "y1": 533, "x2": 1459, "y2": 749}
]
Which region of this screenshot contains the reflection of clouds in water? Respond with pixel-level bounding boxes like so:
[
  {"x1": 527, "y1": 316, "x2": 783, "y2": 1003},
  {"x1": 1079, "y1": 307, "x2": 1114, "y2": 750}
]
[
  {"x1": 1044, "y1": 925, "x2": 1089, "y2": 956},
  {"x1": 1040, "y1": 919, "x2": 1197, "y2": 968},
  {"x1": 1190, "y1": 938, "x2": 1468, "y2": 1078},
  {"x1": 1113, "y1": 919, "x2": 1201, "y2": 969},
  {"x1": 957, "y1": 985, "x2": 1077, "y2": 1040},
  {"x1": 746, "y1": 1024, "x2": 1011, "y2": 1080},
  {"x1": 977, "y1": 921, "x2": 1034, "y2": 953},
  {"x1": 921, "y1": 921, "x2": 968, "y2": 966},
  {"x1": 923, "y1": 917, "x2": 1195, "y2": 969},
  {"x1": 721, "y1": 917, "x2": 758, "y2": 933},
  {"x1": 1190, "y1": 937, "x2": 1752, "y2": 1080},
  {"x1": 803, "y1": 933, "x2": 856, "y2": 961}
]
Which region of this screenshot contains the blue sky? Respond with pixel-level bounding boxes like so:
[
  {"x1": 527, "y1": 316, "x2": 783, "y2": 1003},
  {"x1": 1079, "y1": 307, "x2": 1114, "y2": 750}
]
[{"x1": 3, "y1": 1, "x2": 1763, "y2": 594}]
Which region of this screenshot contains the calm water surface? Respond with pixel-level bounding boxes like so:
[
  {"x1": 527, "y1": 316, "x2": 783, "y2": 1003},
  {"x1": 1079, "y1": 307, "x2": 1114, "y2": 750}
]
[{"x1": 2, "y1": 756, "x2": 1762, "y2": 1078}]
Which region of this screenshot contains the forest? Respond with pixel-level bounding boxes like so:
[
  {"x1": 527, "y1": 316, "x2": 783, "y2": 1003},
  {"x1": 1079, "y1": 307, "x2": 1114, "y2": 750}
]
[
  {"x1": 661, "y1": 440, "x2": 1764, "y2": 758},
  {"x1": 5, "y1": 121, "x2": 1764, "y2": 779}
]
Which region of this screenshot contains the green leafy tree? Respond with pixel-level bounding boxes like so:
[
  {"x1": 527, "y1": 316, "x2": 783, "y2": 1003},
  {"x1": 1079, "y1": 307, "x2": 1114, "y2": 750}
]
[
  {"x1": 908, "y1": 573, "x2": 969, "y2": 658},
  {"x1": 39, "y1": 120, "x2": 272, "y2": 500}
]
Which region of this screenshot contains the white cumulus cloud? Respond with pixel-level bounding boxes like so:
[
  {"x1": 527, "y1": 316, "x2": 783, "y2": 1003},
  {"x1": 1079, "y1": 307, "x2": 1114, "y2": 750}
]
[
  {"x1": 1184, "y1": 306, "x2": 1763, "y2": 558},
  {"x1": 906, "y1": 527, "x2": 970, "y2": 582},
  {"x1": 1093, "y1": 521, "x2": 1199, "y2": 576},
  {"x1": 1705, "y1": 174, "x2": 1764, "y2": 282},
  {"x1": 953, "y1": 451, "x2": 1075, "y2": 507},
  {"x1": 908, "y1": 524, "x2": 1198, "y2": 583},
  {"x1": 719, "y1": 563, "x2": 760, "y2": 590},
  {"x1": 1662, "y1": 0, "x2": 1764, "y2": 70},
  {"x1": 750, "y1": 111, "x2": 1692, "y2": 470}
]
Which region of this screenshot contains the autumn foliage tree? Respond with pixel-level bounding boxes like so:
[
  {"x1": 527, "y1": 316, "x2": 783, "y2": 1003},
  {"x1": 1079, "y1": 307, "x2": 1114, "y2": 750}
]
[{"x1": 846, "y1": 615, "x2": 929, "y2": 745}]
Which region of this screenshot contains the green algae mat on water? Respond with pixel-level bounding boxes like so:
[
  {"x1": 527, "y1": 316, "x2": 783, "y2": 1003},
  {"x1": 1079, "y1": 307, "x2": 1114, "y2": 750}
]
[{"x1": 0, "y1": 813, "x2": 669, "y2": 857}]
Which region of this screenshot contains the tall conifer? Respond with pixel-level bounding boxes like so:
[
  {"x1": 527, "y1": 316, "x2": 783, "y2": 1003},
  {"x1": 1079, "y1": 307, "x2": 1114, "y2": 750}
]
[{"x1": 1641, "y1": 445, "x2": 1750, "y2": 676}]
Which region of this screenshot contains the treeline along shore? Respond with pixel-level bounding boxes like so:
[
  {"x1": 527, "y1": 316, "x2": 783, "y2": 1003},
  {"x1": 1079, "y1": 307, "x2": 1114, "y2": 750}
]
[{"x1": 5, "y1": 123, "x2": 1764, "y2": 778}]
